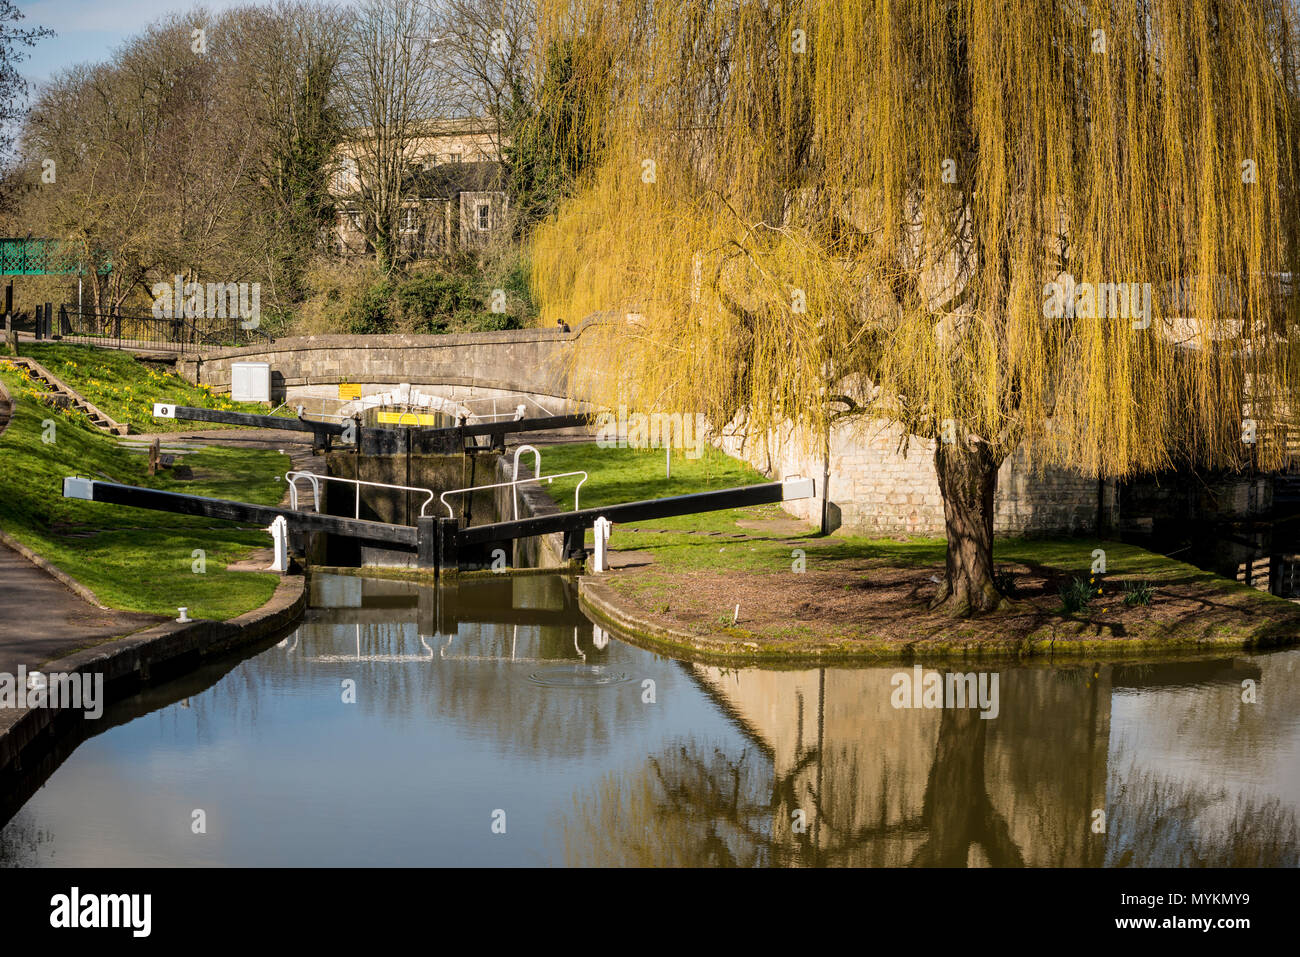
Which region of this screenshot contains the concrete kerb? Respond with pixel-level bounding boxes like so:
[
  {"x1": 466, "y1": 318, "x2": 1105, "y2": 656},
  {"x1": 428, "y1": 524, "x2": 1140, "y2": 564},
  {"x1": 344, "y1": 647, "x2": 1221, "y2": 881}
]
[{"x1": 0, "y1": 573, "x2": 307, "y2": 782}]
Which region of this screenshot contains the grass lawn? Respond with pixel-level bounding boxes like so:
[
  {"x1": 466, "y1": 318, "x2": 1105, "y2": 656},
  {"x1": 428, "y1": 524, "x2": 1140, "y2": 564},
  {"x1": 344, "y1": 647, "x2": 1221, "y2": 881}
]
[
  {"x1": 537, "y1": 444, "x2": 1300, "y2": 657},
  {"x1": 0, "y1": 360, "x2": 288, "y2": 619},
  {"x1": 533, "y1": 441, "x2": 778, "y2": 534},
  {"x1": 17, "y1": 342, "x2": 289, "y2": 433}
]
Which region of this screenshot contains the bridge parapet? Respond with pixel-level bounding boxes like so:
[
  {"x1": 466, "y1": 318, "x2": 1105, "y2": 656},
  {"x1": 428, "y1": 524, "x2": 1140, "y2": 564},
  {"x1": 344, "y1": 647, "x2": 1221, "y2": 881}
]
[{"x1": 177, "y1": 329, "x2": 581, "y2": 406}]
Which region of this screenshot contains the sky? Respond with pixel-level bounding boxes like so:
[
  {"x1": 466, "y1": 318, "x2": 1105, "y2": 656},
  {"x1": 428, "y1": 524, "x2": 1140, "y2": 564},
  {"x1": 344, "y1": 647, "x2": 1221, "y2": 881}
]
[{"x1": 14, "y1": 0, "x2": 342, "y2": 87}]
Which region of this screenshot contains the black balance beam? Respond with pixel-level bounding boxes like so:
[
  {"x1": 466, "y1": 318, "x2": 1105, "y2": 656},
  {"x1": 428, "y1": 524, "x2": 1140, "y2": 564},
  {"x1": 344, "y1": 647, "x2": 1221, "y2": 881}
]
[
  {"x1": 62, "y1": 478, "x2": 417, "y2": 549},
  {"x1": 153, "y1": 403, "x2": 348, "y2": 436},
  {"x1": 417, "y1": 413, "x2": 590, "y2": 442},
  {"x1": 456, "y1": 477, "x2": 815, "y2": 546}
]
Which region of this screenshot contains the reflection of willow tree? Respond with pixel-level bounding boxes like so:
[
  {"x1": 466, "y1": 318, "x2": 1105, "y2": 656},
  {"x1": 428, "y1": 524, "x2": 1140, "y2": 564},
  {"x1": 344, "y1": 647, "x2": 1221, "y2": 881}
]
[
  {"x1": 1107, "y1": 761, "x2": 1299, "y2": 867},
  {"x1": 563, "y1": 707, "x2": 1030, "y2": 866},
  {"x1": 564, "y1": 742, "x2": 809, "y2": 867},
  {"x1": 909, "y1": 708, "x2": 1022, "y2": 866}
]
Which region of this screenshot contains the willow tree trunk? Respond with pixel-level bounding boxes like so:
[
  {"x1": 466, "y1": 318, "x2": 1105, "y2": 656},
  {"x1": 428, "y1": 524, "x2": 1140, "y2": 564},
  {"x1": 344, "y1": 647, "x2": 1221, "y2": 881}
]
[{"x1": 931, "y1": 440, "x2": 1005, "y2": 615}]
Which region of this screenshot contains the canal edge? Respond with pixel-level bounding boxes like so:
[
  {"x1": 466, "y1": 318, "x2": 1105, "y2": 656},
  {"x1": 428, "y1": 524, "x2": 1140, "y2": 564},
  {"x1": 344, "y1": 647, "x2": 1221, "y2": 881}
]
[
  {"x1": 576, "y1": 575, "x2": 1300, "y2": 666},
  {"x1": 0, "y1": 573, "x2": 307, "y2": 783}
]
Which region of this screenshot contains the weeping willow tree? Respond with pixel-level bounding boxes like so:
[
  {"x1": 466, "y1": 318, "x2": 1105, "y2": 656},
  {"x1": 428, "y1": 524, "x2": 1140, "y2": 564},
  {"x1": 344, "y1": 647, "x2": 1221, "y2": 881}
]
[{"x1": 529, "y1": 0, "x2": 1300, "y2": 615}]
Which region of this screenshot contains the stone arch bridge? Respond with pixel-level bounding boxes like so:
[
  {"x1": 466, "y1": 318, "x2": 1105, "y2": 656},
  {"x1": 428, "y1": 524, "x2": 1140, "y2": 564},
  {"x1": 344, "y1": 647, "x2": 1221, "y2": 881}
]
[{"x1": 176, "y1": 328, "x2": 588, "y2": 417}]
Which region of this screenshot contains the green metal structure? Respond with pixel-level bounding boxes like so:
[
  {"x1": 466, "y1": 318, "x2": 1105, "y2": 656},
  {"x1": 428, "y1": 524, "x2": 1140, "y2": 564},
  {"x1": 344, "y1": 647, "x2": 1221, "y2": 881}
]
[{"x1": 0, "y1": 238, "x2": 111, "y2": 276}]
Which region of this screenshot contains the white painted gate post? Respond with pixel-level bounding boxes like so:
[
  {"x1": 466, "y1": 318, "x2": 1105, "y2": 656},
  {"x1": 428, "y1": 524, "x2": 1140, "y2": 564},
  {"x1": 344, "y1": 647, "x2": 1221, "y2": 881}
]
[
  {"x1": 267, "y1": 515, "x2": 289, "y2": 572},
  {"x1": 593, "y1": 516, "x2": 612, "y2": 573}
]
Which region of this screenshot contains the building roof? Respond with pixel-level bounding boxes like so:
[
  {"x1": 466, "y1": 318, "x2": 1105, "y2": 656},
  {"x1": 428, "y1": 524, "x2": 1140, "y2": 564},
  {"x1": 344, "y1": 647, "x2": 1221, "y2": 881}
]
[{"x1": 407, "y1": 160, "x2": 504, "y2": 198}]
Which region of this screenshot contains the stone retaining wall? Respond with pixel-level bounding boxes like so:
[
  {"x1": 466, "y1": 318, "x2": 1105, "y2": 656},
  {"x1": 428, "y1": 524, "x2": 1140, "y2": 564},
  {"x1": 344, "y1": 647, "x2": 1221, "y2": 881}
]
[{"x1": 718, "y1": 418, "x2": 1109, "y2": 537}]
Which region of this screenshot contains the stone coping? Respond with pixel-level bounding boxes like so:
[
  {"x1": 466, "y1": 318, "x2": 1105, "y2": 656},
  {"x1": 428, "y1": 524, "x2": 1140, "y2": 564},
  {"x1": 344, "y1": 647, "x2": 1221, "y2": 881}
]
[{"x1": 184, "y1": 328, "x2": 572, "y2": 361}]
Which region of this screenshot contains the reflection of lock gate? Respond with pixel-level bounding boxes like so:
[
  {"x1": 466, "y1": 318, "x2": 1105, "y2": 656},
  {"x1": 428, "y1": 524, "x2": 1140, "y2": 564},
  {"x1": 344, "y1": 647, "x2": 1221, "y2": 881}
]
[{"x1": 277, "y1": 621, "x2": 608, "y2": 663}]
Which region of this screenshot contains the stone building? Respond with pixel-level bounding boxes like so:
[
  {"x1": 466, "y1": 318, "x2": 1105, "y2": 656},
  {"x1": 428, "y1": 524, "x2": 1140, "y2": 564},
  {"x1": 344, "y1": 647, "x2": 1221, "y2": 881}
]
[{"x1": 330, "y1": 117, "x2": 510, "y2": 260}]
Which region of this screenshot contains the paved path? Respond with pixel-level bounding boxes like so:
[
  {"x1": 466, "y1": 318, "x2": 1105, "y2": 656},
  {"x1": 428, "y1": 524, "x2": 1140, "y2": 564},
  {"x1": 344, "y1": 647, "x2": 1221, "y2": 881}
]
[
  {"x1": 0, "y1": 545, "x2": 165, "y2": 674},
  {"x1": 0, "y1": 419, "x2": 317, "y2": 674}
]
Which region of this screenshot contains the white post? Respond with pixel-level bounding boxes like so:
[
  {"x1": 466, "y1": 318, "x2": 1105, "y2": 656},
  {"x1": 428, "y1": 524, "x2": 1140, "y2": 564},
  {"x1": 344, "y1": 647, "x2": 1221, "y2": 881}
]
[
  {"x1": 267, "y1": 515, "x2": 289, "y2": 572},
  {"x1": 666, "y1": 446, "x2": 671, "y2": 479},
  {"x1": 593, "y1": 516, "x2": 612, "y2": 573}
]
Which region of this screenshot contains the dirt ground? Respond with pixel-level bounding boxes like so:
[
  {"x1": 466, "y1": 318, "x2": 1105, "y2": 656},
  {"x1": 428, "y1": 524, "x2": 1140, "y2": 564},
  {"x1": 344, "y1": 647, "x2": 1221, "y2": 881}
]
[{"x1": 598, "y1": 519, "x2": 1300, "y2": 652}]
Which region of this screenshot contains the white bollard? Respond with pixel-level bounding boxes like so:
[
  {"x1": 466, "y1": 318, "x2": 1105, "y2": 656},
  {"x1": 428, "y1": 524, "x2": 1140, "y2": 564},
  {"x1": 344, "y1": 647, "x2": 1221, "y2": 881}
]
[
  {"x1": 593, "y1": 625, "x2": 610, "y2": 650},
  {"x1": 267, "y1": 515, "x2": 289, "y2": 572},
  {"x1": 593, "y1": 516, "x2": 613, "y2": 573}
]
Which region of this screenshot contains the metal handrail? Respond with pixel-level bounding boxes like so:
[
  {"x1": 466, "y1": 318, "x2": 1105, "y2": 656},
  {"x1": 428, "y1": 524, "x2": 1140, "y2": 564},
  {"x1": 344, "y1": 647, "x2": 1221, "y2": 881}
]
[
  {"x1": 461, "y1": 394, "x2": 553, "y2": 418},
  {"x1": 437, "y1": 470, "x2": 588, "y2": 519},
  {"x1": 513, "y1": 444, "x2": 541, "y2": 519},
  {"x1": 285, "y1": 470, "x2": 436, "y2": 523},
  {"x1": 295, "y1": 405, "x2": 355, "y2": 423}
]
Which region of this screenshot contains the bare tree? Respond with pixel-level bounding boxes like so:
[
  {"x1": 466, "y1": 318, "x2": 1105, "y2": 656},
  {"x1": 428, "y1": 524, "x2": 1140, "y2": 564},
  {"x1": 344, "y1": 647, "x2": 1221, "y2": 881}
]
[
  {"x1": 338, "y1": 0, "x2": 451, "y2": 270},
  {"x1": 436, "y1": 0, "x2": 536, "y2": 153}
]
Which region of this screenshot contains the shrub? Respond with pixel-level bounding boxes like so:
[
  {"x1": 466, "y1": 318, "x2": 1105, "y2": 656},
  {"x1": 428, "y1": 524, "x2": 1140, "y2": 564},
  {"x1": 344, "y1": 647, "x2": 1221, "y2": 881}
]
[
  {"x1": 1059, "y1": 576, "x2": 1094, "y2": 614},
  {"x1": 1123, "y1": 580, "x2": 1156, "y2": 607},
  {"x1": 396, "y1": 270, "x2": 475, "y2": 322},
  {"x1": 346, "y1": 278, "x2": 395, "y2": 334}
]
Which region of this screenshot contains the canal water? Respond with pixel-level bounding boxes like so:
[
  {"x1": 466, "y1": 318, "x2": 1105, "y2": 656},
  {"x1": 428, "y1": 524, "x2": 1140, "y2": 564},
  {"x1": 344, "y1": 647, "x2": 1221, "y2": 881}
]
[{"x1": 2, "y1": 573, "x2": 1297, "y2": 867}]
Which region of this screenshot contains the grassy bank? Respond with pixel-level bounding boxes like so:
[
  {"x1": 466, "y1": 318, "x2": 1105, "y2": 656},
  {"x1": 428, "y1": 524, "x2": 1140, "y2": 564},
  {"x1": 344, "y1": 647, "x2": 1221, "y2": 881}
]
[
  {"x1": 0, "y1": 360, "x2": 287, "y2": 619},
  {"x1": 535, "y1": 444, "x2": 1300, "y2": 657},
  {"x1": 534, "y1": 442, "x2": 774, "y2": 531},
  {"x1": 18, "y1": 343, "x2": 287, "y2": 433}
]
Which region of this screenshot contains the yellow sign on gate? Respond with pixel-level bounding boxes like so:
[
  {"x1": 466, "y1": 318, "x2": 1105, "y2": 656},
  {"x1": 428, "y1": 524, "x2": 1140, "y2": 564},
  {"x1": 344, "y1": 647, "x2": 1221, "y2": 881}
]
[
  {"x1": 338, "y1": 383, "x2": 363, "y2": 400},
  {"x1": 376, "y1": 410, "x2": 442, "y2": 426}
]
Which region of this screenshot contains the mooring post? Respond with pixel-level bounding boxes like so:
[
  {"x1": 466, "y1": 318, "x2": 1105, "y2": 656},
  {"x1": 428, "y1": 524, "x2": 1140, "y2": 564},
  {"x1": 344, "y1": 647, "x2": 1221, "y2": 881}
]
[
  {"x1": 417, "y1": 515, "x2": 437, "y2": 571},
  {"x1": 593, "y1": 516, "x2": 612, "y2": 573}
]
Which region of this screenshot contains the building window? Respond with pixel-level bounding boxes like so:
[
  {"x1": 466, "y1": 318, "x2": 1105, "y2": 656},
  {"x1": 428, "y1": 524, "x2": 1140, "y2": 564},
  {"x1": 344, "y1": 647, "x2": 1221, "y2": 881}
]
[
  {"x1": 402, "y1": 208, "x2": 419, "y2": 233},
  {"x1": 477, "y1": 204, "x2": 490, "y2": 230},
  {"x1": 335, "y1": 157, "x2": 358, "y2": 193}
]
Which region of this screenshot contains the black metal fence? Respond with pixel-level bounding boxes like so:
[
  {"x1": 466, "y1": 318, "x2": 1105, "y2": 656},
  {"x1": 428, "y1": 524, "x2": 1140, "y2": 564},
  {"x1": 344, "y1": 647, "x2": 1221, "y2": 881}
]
[{"x1": 9, "y1": 301, "x2": 273, "y2": 352}]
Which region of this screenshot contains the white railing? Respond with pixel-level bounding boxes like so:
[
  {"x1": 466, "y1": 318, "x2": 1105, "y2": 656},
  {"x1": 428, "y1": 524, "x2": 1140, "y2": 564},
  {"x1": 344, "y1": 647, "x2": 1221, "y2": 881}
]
[
  {"x1": 461, "y1": 393, "x2": 554, "y2": 421},
  {"x1": 294, "y1": 404, "x2": 356, "y2": 423},
  {"x1": 437, "y1": 470, "x2": 588, "y2": 519},
  {"x1": 285, "y1": 470, "x2": 437, "y2": 522}
]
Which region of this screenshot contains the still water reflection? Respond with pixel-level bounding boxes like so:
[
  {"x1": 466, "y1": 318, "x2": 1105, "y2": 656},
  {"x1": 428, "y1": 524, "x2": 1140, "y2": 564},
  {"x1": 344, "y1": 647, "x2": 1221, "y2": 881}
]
[{"x1": 2, "y1": 573, "x2": 1297, "y2": 866}]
